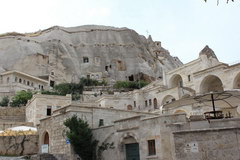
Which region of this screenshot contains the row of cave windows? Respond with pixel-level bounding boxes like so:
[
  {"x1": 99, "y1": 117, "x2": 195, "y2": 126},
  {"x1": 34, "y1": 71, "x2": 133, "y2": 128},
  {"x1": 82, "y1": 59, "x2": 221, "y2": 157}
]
[
  {"x1": 127, "y1": 98, "x2": 158, "y2": 110},
  {"x1": 13, "y1": 77, "x2": 44, "y2": 90},
  {"x1": 83, "y1": 57, "x2": 125, "y2": 71},
  {"x1": 84, "y1": 57, "x2": 112, "y2": 71}
]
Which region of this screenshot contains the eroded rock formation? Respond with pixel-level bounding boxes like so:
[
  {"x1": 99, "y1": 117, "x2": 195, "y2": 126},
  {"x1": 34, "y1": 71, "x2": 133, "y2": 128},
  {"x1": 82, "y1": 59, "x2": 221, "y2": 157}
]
[{"x1": 0, "y1": 25, "x2": 182, "y2": 84}]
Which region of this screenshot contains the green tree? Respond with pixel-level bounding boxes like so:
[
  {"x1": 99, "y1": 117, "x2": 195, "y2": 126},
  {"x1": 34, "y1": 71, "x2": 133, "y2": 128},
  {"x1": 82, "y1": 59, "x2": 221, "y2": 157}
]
[
  {"x1": 0, "y1": 96, "x2": 9, "y2": 107},
  {"x1": 54, "y1": 83, "x2": 84, "y2": 95},
  {"x1": 113, "y1": 80, "x2": 149, "y2": 90},
  {"x1": 10, "y1": 91, "x2": 33, "y2": 107},
  {"x1": 64, "y1": 115, "x2": 98, "y2": 160}
]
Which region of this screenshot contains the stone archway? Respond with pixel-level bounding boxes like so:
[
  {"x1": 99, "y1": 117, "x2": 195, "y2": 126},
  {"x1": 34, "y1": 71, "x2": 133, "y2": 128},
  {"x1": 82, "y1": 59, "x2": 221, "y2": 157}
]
[
  {"x1": 169, "y1": 74, "x2": 183, "y2": 88},
  {"x1": 161, "y1": 95, "x2": 176, "y2": 106},
  {"x1": 119, "y1": 132, "x2": 140, "y2": 160},
  {"x1": 233, "y1": 73, "x2": 240, "y2": 89},
  {"x1": 200, "y1": 75, "x2": 223, "y2": 93}
]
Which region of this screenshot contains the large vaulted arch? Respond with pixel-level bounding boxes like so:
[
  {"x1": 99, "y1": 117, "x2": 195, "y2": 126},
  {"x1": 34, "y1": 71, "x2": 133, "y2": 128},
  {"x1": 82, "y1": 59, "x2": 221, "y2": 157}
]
[
  {"x1": 169, "y1": 74, "x2": 183, "y2": 88},
  {"x1": 200, "y1": 75, "x2": 223, "y2": 93},
  {"x1": 233, "y1": 72, "x2": 240, "y2": 89}
]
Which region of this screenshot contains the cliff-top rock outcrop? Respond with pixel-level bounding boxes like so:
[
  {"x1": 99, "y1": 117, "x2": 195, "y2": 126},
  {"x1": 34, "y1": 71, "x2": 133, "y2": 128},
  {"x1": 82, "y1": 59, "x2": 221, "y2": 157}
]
[{"x1": 0, "y1": 25, "x2": 182, "y2": 84}]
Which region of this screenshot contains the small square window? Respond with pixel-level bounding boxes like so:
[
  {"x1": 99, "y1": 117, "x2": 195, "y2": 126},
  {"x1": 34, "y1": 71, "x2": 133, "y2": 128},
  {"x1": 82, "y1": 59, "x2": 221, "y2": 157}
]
[
  {"x1": 83, "y1": 57, "x2": 89, "y2": 63},
  {"x1": 148, "y1": 140, "x2": 156, "y2": 156},
  {"x1": 99, "y1": 119, "x2": 104, "y2": 127}
]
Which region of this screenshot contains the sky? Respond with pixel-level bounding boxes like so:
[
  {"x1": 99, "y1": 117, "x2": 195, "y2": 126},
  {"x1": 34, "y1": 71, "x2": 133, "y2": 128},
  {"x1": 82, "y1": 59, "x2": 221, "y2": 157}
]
[{"x1": 0, "y1": 0, "x2": 239, "y2": 64}]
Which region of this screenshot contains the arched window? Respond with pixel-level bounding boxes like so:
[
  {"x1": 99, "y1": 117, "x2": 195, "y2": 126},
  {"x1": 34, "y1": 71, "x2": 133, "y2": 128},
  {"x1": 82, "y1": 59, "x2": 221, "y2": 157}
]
[
  {"x1": 153, "y1": 98, "x2": 158, "y2": 109},
  {"x1": 127, "y1": 105, "x2": 133, "y2": 110}
]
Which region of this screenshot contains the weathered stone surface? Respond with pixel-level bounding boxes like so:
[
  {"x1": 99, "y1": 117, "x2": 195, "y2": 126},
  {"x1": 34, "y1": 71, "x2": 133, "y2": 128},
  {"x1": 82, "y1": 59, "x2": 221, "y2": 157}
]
[
  {"x1": 0, "y1": 25, "x2": 182, "y2": 84},
  {"x1": 0, "y1": 135, "x2": 38, "y2": 156}
]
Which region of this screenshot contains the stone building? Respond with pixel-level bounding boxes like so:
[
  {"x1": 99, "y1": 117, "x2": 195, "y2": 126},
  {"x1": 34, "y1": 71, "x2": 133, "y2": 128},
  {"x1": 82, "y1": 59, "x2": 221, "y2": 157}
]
[
  {"x1": 26, "y1": 94, "x2": 72, "y2": 126},
  {"x1": 37, "y1": 104, "x2": 158, "y2": 159},
  {"x1": 0, "y1": 70, "x2": 49, "y2": 97},
  {"x1": 95, "y1": 45, "x2": 240, "y2": 117},
  {"x1": 35, "y1": 45, "x2": 240, "y2": 160}
]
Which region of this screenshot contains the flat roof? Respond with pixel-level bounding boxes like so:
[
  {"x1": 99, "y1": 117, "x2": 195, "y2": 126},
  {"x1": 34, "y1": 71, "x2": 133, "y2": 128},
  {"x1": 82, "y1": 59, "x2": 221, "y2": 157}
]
[{"x1": 0, "y1": 70, "x2": 48, "y2": 83}]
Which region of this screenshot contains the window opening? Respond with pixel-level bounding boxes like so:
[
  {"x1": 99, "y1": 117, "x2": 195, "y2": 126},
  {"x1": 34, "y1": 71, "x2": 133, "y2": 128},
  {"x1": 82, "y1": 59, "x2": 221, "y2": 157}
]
[
  {"x1": 83, "y1": 57, "x2": 89, "y2": 63},
  {"x1": 149, "y1": 99, "x2": 152, "y2": 106},
  {"x1": 145, "y1": 100, "x2": 148, "y2": 107},
  {"x1": 50, "y1": 80, "x2": 55, "y2": 87},
  {"x1": 99, "y1": 119, "x2": 104, "y2": 127},
  {"x1": 105, "y1": 66, "x2": 108, "y2": 71},
  {"x1": 148, "y1": 140, "x2": 156, "y2": 155},
  {"x1": 128, "y1": 75, "x2": 134, "y2": 81},
  {"x1": 188, "y1": 75, "x2": 191, "y2": 82},
  {"x1": 47, "y1": 106, "x2": 52, "y2": 116}
]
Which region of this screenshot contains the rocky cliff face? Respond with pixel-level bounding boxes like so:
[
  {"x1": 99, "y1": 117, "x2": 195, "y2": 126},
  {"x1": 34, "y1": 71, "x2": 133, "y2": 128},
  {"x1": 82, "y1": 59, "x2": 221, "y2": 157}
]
[{"x1": 0, "y1": 25, "x2": 182, "y2": 84}]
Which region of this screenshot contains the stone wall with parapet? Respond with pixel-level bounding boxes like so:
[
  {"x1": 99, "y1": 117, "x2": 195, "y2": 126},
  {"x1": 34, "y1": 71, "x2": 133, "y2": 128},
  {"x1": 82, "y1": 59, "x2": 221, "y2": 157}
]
[
  {"x1": 173, "y1": 127, "x2": 240, "y2": 160},
  {"x1": 0, "y1": 135, "x2": 38, "y2": 156}
]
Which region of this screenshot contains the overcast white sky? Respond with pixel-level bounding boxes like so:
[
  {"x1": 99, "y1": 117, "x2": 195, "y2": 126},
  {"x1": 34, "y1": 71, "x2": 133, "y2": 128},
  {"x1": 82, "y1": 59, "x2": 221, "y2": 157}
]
[{"x1": 0, "y1": 0, "x2": 239, "y2": 64}]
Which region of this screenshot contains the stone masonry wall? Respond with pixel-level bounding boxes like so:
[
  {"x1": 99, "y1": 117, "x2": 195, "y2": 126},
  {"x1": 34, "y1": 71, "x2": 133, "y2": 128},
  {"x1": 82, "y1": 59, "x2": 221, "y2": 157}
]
[{"x1": 173, "y1": 128, "x2": 240, "y2": 160}]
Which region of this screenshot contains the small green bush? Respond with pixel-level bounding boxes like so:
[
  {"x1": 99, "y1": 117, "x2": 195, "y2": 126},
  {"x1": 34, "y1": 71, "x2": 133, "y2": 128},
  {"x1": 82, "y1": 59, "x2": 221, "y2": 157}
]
[
  {"x1": 10, "y1": 91, "x2": 33, "y2": 107},
  {"x1": 113, "y1": 80, "x2": 149, "y2": 90},
  {"x1": 0, "y1": 96, "x2": 9, "y2": 107}
]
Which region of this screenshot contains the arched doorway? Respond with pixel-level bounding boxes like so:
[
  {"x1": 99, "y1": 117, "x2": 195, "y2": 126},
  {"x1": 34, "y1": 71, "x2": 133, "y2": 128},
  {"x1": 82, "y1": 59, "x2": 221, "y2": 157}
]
[
  {"x1": 153, "y1": 98, "x2": 158, "y2": 109},
  {"x1": 169, "y1": 74, "x2": 183, "y2": 88},
  {"x1": 41, "y1": 131, "x2": 50, "y2": 153},
  {"x1": 120, "y1": 133, "x2": 140, "y2": 160},
  {"x1": 44, "y1": 132, "x2": 49, "y2": 145},
  {"x1": 233, "y1": 73, "x2": 240, "y2": 89},
  {"x1": 200, "y1": 75, "x2": 223, "y2": 93}
]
